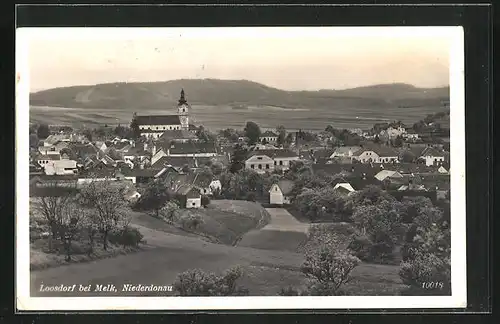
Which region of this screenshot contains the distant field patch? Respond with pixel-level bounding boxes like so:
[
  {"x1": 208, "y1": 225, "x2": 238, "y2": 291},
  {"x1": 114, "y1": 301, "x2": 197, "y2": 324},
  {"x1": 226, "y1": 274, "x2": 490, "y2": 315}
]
[{"x1": 237, "y1": 230, "x2": 307, "y2": 252}]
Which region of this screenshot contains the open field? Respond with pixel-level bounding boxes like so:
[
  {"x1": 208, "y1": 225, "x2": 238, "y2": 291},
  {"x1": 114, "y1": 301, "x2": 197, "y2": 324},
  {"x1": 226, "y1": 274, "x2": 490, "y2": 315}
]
[
  {"x1": 30, "y1": 221, "x2": 406, "y2": 296},
  {"x1": 30, "y1": 103, "x2": 448, "y2": 131}
]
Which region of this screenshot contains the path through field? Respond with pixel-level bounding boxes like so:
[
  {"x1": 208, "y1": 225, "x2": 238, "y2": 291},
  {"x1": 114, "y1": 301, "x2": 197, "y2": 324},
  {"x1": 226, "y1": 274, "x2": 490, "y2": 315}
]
[{"x1": 236, "y1": 208, "x2": 309, "y2": 252}]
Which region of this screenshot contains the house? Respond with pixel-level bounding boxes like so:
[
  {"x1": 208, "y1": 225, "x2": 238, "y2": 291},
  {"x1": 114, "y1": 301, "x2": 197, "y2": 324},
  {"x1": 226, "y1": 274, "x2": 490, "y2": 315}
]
[
  {"x1": 123, "y1": 185, "x2": 142, "y2": 203},
  {"x1": 175, "y1": 184, "x2": 202, "y2": 209},
  {"x1": 38, "y1": 140, "x2": 70, "y2": 155},
  {"x1": 134, "y1": 89, "x2": 190, "y2": 138},
  {"x1": 403, "y1": 128, "x2": 420, "y2": 140},
  {"x1": 77, "y1": 169, "x2": 137, "y2": 186},
  {"x1": 351, "y1": 146, "x2": 399, "y2": 164},
  {"x1": 151, "y1": 141, "x2": 218, "y2": 165},
  {"x1": 245, "y1": 149, "x2": 299, "y2": 173},
  {"x1": 331, "y1": 146, "x2": 362, "y2": 158},
  {"x1": 188, "y1": 172, "x2": 219, "y2": 196},
  {"x1": 374, "y1": 170, "x2": 404, "y2": 181},
  {"x1": 260, "y1": 131, "x2": 278, "y2": 144},
  {"x1": 418, "y1": 147, "x2": 446, "y2": 166},
  {"x1": 269, "y1": 180, "x2": 294, "y2": 205},
  {"x1": 380, "y1": 126, "x2": 406, "y2": 140},
  {"x1": 43, "y1": 134, "x2": 72, "y2": 147}
]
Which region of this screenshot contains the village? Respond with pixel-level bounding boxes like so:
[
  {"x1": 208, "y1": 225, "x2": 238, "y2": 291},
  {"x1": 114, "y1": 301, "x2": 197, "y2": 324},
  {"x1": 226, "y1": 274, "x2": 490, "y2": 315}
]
[
  {"x1": 29, "y1": 89, "x2": 451, "y2": 208},
  {"x1": 29, "y1": 89, "x2": 452, "y2": 297}
]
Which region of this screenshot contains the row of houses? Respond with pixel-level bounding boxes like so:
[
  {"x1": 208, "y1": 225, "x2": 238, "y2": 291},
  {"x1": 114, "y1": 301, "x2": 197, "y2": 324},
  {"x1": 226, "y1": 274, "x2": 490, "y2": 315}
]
[
  {"x1": 269, "y1": 162, "x2": 450, "y2": 205},
  {"x1": 313, "y1": 144, "x2": 447, "y2": 167}
]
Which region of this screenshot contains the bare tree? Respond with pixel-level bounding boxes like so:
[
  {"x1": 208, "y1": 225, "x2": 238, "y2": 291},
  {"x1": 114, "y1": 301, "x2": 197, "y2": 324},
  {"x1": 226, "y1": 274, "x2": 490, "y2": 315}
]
[
  {"x1": 59, "y1": 201, "x2": 87, "y2": 261},
  {"x1": 32, "y1": 182, "x2": 78, "y2": 251},
  {"x1": 79, "y1": 179, "x2": 128, "y2": 250}
]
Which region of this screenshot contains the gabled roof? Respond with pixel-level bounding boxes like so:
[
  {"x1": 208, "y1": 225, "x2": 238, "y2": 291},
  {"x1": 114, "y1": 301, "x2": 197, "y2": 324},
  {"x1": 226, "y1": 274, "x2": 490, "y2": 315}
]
[
  {"x1": 152, "y1": 156, "x2": 197, "y2": 169},
  {"x1": 313, "y1": 149, "x2": 335, "y2": 160},
  {"x1": 37, "y1": 154, "x2": 61, "y2": 161},
  {"x1": 176, "y1": 184, "x2": 201, "y2": 198},
  {"x1": 333, "y1": 182, "x2": 355, "y2": 193},
  {"x1": 420, "y1": 146, "x2": 445, "y2": 157},
  {"x1": 159, "y1": 129, "x2": 198, "y2": 141},
  {"x1": 248, "y1": 149, "x2": 298, "y2": 159},
  {"x1": 261, "y1": 131, "x2": 278, "y2": 137},
  {"x1": 273, "y1": 180, "x2": 294, "y2": 195},
  {"x1": 352, "y1": 145, "x2": 398, "y2": 157},
  {"x1": 333, "y1": 146, "x2": 362, "y2": 155},
  {"x1": 312, "y1": 163, "x2": 379, "y2": 178},
  {"x1": 374, "y1": 170, "x2": 404, "y2": 181},
  {"x1": 135, "y1": 115, "x2": 181, "y2": 126},
  {"x1": 190, "y1": 172, "x2": 214, "y2": 188},
  {"x1": 165, "y1": 142, "x2": 217, "y2": 155}
]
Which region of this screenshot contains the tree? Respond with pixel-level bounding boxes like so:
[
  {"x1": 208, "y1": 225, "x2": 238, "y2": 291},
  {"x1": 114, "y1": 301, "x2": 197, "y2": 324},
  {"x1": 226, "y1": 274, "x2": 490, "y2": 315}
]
[
  {"x1": 159, "y1": 200, "x2": 180, "y2": 223},
  {"x1": 285, "y1": 133, "x2": 295, "y2": 147},
  {"x1": 82, "y1": 129, "x2": 93, "y2": 142},
  {"x1": 37, "y1": 123, "x2": 50, "y2": 139},
  {"x1": 229, "y1": 144, "x2": 247, "y2": 173},
  {"x1": 399, "y1": 224, "x2": 451, "y2": 295},
  {"x1": 29, "y1": 133, "x2": 39, "y2": 149},
  {"x1": 33, "y1": 183, "x2": 78, "y2": 250},
  {"x1": 301, "y1": 248, "x2": 360, "y2": 295},
  {"x1": 201, "y1": 195, "x2": 210, "y2": 207},
  {"x1": 394, "y1": 135, "x2": 404, "y2": 147},
  {"x1": 351, "y1": 200, "x2": 402, "y2": 241},
  {"x1": 114, "y1": 125, "x2": 129, "y2": 138},
  {"x1": 173, "y1": 266, "x2": 249, "y2": 296},
  {"x1": 135, "y1": 180, "x2": 171, "y2": 218},
  {"x1": 58, "y1": 201, "x2": 87, "y2": 261},
  {"x1": 211, "y1": 161, "x2": 224, "y2": 176},
  {"x1": 244, "y1": 121, "x2": 261, "y2": 145},
  {"x1": 276, "y1": 125, "x2": 286, "y2": 147},
  {"x1": 400, "y1": 150, "x2": 416, "y2": 163},
  {"x1": 79, "y1": 180, "x2": 128, "y2": 250},
  {"x1": 130, "y1": 113, "x2": 141, "y2": 139},
  {"x1": 373, "y1": 135, "x2": 381, "y2": 144},
  {"x1": 400, "y1": 196, "x2": 434, "y2": 223}
]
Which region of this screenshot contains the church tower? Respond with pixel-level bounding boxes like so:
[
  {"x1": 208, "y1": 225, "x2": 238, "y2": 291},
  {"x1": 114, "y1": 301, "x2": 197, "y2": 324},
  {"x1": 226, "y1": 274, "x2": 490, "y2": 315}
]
[{"x1": 177, "y1": 89, "x2": 190, "y2": 130}]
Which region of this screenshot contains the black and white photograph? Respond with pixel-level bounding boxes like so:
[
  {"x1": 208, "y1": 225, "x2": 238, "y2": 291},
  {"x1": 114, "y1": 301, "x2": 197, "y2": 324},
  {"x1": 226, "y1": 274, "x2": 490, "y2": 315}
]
[{"x1": 16, "y1": 26, "x2": 466, "y2": 310}]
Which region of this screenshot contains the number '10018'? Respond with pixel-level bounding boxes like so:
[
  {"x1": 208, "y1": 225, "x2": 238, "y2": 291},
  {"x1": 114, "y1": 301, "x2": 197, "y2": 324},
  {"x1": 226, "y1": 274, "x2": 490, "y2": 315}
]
[{"x1": 422, "y1": 282, "x2": 444, "y2": 289}]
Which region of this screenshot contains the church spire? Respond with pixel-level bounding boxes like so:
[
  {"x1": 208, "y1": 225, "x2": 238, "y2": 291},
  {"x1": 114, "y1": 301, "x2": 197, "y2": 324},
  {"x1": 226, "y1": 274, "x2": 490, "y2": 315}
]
[{"x1": 178, "y1": 88, "x2": 187, "y2": 105}]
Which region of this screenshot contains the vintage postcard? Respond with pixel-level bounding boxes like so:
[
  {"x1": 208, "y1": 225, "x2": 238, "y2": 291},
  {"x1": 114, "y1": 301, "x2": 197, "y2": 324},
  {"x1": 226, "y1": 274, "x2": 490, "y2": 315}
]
[{"x1": 16, "y1": 26, "x2": 466, "y2": 310}]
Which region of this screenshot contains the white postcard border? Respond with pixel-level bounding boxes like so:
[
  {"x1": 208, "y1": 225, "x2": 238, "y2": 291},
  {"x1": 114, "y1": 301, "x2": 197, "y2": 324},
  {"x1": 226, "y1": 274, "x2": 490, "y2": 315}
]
[{"x1": 16, "y1": 26, "x2": 466, "y2": 311}]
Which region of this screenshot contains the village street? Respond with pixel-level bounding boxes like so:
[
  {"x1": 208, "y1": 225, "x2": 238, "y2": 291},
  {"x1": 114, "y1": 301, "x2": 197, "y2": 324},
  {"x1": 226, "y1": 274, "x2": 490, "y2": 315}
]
[{"x1": 30, "y1": 211, "x2": 306, "y2": 297}]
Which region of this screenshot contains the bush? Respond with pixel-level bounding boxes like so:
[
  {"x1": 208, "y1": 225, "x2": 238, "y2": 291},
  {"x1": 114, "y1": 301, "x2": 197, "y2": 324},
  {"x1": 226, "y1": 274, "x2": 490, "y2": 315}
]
[
  {"x1": 201, "y1": 195, "x2": 210, "y2": 207},
  {"x1": 173, "y1": 266, "x2": 249, "y2": 296},
  {"x1": 399, "y1": 251, "x2": 451, "y2": 295},
  {"x1": 108, "y1": 226, "x2": 144, "y2": 247},
  {"x1": 246, "y1": 192, "x2": 256, "y2": 202},
  {"x1": 179, "y1": 213, "x2": 204, "y2": 231},
  {"x1": 301, "y1": 248, "x2": 360, "y2": 296},
  {"x1": 347, "y1": 234, "x2": 372, "y2": 261}
]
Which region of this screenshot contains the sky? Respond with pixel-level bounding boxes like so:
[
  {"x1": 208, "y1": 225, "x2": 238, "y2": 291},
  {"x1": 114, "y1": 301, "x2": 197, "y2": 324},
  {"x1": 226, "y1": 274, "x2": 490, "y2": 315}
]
[{"x1": 23, "y1": 27, "x2": 454, "y2": 92}]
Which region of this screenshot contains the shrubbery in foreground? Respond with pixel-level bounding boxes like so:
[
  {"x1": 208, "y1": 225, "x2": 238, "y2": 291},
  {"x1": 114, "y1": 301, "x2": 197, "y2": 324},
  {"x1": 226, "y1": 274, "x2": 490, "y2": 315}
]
[{"x1": 173, "y1": 266, "x2": 249, "y2": 296}]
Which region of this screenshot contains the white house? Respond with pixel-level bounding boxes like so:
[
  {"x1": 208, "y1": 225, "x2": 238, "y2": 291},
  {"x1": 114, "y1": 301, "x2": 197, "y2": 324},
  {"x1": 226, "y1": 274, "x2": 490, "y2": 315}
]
[
  {"x1": 245, "y1": 154, "x2": 275, "y2": 173},
  {"x1": 331, "y1": 146, "x2": 362, "y2": 158},
  {"x1": 176, "y1": 185, "x2": 202, "y2": 209},
  {"x1": 43, "y1": 159, "x2": 78, "y2": 176},
  {"x1": 260, "y1": 131, "x2": 279, "y2": 144},
  {"x1": 403, "y1": 129, "x2": 419, "y2": 140},
  {"x1": 269, "y1": 180, "x2": 294, "y2": 205},
  {"x1": 351, "y1": 147, "x2": 399, "y2": 164},
  {"x1": 419, "y1": 147, "x2": 446, "y2": 167}
]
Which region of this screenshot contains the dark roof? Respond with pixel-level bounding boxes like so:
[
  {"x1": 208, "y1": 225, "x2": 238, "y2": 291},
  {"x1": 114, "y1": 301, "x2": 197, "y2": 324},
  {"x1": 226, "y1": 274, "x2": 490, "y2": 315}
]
[
  {"x1": 152, "y1": 156, "x2": 197, "y2": 168},
  {"x1": 248, "y1": 149, "x2": 298, "y2": 159},
  {"x1": 165, "y1": 142, "x2": 217, "y2": 155},
  {"x1": 352, "y1": 145, "x2": 398, "y2": 157},
  {"x1": 312, "y1": 163, "x2": 380, "y2": 178},
  {"x1": 135, "y1": 115, "x2": 181, "y2": 126},
  {"x1": 261, "y1": 131, "x2": 278, "y2": 137},
  {"x1": 344, "y1": 176, "x2": 382, "y2": 191},
  {"x1": 276, "y1": 180, "x2": 294, "y2": 195},
  {"x1": 126, "y1": 168, "x2": 161, "y2": 178},
  {"x1": 190, "y1": 172, "x2": 214, "y2": 188},
  {"x1": 176, "y1": 184, "x2": 201, "y2": 198},
  {"x1": 313, "y1": 149, "x2": 335, "y2": 160},
  {"x1": 420, "y1": 147, "x2": 445, "y2": 157},
  {"x1": 37, "y1": 154, "x2": 61, "y2": 161},
  {"x1": 68, "y1": 143, "x2": 99, "y2": 157},
  {"x1": 388, "y1": 163, "x2": 440, "y2": 175},
  {"x1": 159, "y1": 129, "x2": 198, "y2": 141}
]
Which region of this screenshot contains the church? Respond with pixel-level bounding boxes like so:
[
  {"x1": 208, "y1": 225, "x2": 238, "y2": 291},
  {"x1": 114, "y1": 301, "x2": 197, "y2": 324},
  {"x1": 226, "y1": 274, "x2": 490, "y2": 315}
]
[{"x1": 134, "y1": 89, "x2": 191, "y2": 139}]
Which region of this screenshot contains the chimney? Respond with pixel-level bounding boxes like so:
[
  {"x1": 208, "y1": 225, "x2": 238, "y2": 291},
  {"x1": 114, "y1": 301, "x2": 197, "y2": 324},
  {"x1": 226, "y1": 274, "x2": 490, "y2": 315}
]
[
  {"x1": 167, "y1": 148, "x2": 170, "y2": 156},
  {"x1": 152, "y1": 144, "x2": 157, "y2": 156},
  {"x1": 144, "y1": 142, "x2": 148, "y2": 151},
  {"x1": 139, "y1": 163, "x2": 144, "y2": 169}
]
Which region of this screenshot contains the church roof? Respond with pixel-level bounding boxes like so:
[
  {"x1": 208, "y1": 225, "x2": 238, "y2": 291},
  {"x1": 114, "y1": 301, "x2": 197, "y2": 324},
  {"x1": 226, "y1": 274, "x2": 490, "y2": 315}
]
[{"x1": 135, "y1": 115, "x2": 181, "y2": 126}]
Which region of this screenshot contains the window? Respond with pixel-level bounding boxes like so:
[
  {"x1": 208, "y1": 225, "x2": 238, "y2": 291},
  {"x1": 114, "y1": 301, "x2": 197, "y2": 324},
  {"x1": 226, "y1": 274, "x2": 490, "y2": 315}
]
[
  {"x1": 274, "y1": 161, "x2": 277, "y2": 165},
  {"x1": 257, "y1": 157, "x2": 262, "y2": 160},
  {"x1": 258, "y1": 164, "x2": 262, "y2": 169},
  {"x1": 251, "y1": 164, "x2": 255, "y2": 169},
  {"x1": 275, "y1": 187, "x2": 278, "y2": 191},
  {"x1": 192, "y1": 202, "x2": 196, "y2": 206},
  {"x1": 266, "y1": 164, "x2": 269, "y2": 169},
  {"x1": 279, "y1": 161, "x2": 283, "y2": 166}
]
